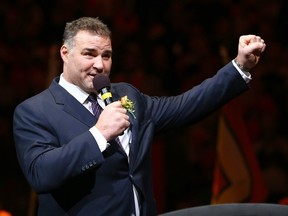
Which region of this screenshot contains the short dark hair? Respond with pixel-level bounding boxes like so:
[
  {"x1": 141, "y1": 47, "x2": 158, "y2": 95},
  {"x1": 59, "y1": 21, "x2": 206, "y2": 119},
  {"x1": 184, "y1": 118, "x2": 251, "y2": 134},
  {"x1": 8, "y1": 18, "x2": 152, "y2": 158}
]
[{"x1": 62, "y1": 17, "x2": 111, "y2": 48}]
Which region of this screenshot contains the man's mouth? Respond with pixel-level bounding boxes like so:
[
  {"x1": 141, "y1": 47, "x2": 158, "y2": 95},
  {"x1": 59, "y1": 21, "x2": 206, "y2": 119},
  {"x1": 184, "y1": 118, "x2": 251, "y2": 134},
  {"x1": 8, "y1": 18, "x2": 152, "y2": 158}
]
[{"x1": 88, "y1": 73, "x2": 96, "y2": 79}]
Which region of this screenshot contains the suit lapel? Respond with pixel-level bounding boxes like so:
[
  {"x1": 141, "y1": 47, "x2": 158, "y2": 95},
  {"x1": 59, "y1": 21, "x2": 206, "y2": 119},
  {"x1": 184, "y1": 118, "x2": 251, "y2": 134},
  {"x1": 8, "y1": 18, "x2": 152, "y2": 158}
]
[
  {"x1": 49, "y1": 78, "x2": 96, "y2": 128},
  {"x1": 63, "y1": 95, "x2": 96, "y2": 127},
  {"x1": 111, "y1": 86, "x2": 139, "y2": 166}
]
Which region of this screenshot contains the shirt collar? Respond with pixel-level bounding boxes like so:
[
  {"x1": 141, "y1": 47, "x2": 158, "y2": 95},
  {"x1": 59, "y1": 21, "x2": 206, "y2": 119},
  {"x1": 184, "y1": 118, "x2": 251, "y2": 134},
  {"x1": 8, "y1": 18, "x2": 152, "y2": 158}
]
[{"x1": 59, "y1": 73, "x2": 89, "y2": 104}]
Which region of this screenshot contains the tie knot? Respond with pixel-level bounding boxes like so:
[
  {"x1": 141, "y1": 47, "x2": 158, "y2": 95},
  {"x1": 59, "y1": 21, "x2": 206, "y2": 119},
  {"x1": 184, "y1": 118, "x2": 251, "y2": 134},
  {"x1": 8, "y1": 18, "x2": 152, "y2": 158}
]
[{"x1": 88, "y1": 94, "x2": 97, "y2": 103}]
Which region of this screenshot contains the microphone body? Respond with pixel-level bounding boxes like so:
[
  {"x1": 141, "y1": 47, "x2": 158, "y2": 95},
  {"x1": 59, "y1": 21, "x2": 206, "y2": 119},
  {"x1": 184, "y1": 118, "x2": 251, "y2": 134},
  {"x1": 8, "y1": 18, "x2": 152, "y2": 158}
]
[
  {"x1": 93, "y1": 74, "x2": 113, "y2": 105},
  {"x1": 98, "y1": 86, "x2": 113, "y2": 105}
]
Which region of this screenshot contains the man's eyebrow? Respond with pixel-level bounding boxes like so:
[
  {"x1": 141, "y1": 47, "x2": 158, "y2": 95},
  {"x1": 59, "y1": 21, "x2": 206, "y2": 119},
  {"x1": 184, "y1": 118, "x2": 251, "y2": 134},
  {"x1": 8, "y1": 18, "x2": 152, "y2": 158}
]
[
  {"x1": 83, "y1": 48, "x2": 112, "y2": 54},
  {"x1": 83, "y1": 48, "x2": 96, "y2": 52},
  {"x1": 102, "y1": 50, "x2": 112, "y2": 54}
]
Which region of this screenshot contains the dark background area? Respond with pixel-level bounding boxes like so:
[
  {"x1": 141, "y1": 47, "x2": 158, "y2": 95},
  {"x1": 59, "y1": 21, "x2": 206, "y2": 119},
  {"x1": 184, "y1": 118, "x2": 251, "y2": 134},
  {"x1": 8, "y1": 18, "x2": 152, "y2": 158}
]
[{"x1": 1, "y1": 0, "x2": 288, "y2": 215}]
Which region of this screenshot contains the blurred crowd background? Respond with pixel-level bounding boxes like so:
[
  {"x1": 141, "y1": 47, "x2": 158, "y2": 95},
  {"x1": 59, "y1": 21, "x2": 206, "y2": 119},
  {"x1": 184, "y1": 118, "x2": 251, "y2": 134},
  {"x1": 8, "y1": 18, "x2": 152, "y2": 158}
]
[{"x1": 1, "y1": 0, "x2": 288, "y2": 215}]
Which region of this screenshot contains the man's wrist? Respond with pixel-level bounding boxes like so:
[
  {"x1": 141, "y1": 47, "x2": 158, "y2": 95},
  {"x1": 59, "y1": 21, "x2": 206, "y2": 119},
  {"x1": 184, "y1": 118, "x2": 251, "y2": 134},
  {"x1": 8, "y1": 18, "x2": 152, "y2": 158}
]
[
  {"x1": 234, "y1": 58, "x2": 250, "y2": 72},
  {"x1": 232, "y1": 59, "x2": 252, "y2": 83},
  {"x1": 90, "y1": 126, "x2": 109, "y2": 151}
]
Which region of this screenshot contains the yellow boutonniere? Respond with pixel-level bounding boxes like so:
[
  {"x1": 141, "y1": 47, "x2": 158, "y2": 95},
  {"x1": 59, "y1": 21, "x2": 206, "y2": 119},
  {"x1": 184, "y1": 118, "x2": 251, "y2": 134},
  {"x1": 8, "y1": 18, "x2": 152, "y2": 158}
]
[{"x1": 121, "y1": 96, "x2": 136, "y2": 119}]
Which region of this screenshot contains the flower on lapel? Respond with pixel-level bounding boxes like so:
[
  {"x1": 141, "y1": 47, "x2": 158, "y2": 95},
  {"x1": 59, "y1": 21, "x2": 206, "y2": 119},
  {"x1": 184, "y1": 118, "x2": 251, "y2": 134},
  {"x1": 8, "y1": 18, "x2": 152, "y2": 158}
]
[{"x1": 120, "y1": 96, "x2": 136, "y2": 119}]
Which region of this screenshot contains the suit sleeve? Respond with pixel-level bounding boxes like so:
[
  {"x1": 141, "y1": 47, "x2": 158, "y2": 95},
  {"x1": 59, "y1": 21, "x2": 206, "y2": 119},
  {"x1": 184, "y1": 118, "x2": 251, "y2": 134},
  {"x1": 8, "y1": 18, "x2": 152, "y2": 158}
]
[
  {"x1": 147, "y1": 62, "x2": 250, "y2": 133},
  {"x1": 13, "y1": 96, "x2": 105, "y2": 193}
]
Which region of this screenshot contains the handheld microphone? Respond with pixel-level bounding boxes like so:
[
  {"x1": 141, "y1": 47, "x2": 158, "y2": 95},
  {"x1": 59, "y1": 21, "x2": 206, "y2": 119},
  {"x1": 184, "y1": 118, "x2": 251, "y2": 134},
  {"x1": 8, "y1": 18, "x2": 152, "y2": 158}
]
[{"x1": 92, "y1": 74, "x2": 113, "y2": 105}]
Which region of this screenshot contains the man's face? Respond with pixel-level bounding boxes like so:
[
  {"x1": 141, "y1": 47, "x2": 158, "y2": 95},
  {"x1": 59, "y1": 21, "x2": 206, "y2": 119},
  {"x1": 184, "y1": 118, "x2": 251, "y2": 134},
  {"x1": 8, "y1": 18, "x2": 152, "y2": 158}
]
[{"x1": 61, "y1": 30, "x2": 112, "y2": 93}]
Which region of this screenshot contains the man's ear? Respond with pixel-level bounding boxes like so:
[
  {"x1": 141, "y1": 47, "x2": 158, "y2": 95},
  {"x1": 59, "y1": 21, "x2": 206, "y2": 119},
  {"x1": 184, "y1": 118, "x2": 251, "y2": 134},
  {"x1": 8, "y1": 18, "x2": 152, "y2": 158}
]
[{"x1": 60, "y1": 45, "x2": 69, "y2": 62}]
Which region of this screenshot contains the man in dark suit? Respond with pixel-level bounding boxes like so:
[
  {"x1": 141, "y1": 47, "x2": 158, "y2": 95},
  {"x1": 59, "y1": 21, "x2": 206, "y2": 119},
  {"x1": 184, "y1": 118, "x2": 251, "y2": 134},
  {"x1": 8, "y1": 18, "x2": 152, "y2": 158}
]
[{"x1": 13, "y1": 17, "x2": 266, "y2": 216}]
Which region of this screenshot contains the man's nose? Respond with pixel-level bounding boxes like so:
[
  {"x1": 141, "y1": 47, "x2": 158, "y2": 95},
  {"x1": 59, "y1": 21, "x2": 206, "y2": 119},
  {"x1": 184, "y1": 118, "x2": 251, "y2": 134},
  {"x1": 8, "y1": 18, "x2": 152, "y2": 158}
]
[{"x1": 93, "y1": 56, "x2": 104, "y2": 72}]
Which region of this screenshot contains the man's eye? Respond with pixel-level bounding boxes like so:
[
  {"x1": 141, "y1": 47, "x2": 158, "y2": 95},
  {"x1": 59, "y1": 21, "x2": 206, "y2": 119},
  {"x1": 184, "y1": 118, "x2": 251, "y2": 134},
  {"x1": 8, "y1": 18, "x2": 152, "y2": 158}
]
[{"x1": 102, "y1": 54, "x2": 111, "y2": 60}]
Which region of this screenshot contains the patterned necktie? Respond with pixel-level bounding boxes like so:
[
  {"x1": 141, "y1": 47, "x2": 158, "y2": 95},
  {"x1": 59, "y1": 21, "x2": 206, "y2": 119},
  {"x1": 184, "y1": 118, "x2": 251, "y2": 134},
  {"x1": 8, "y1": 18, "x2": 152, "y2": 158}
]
[{"x1": 88, "y1": 94, "x2": 102, "y2": 118}]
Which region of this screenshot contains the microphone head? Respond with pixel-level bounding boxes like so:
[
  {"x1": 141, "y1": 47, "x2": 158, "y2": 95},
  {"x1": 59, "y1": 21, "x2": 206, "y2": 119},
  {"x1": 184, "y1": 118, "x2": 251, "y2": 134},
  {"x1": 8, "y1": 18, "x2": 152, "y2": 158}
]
[{"x1": 93, "y1": 74, "x2": 111, "y2": 93}]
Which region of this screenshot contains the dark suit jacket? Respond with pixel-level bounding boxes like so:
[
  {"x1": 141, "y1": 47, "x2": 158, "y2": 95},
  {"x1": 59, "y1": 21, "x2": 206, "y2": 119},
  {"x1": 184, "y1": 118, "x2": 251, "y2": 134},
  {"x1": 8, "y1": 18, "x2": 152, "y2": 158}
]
[{"x1": 13, "y1": 62, "x2": 249, "y2": 216}]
